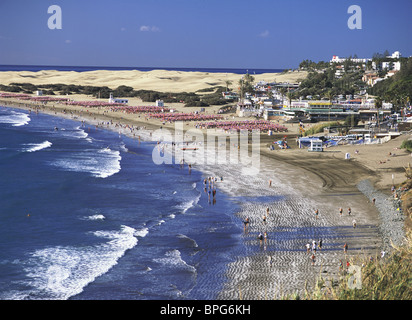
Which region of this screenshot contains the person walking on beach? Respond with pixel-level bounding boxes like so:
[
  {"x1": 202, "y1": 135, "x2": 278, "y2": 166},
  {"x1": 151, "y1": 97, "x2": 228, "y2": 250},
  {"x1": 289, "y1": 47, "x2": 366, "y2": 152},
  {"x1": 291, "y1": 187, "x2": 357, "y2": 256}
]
[
  {"x1": 314, "y1": 209, "x2": 319, "y2": 219},
  {"x1": 268, "y1": 255, "x2": 273, "y2": 268},
  {"x1": 352, "y1": 219, "x2": 357, "y2": 228},
  {"x1": 318, "y1": 239, "x2": 323, "y2": 251},
  {"x1": 243, "y1": 217, "x2": 250, "y2": 232},
  {"x1": 312, "y1": 240, "x2": 317, "y2": 253},
  {"x1": 306, "y1": 243, "x2": 310, "y2": 253},
  {"x1": 264, "y1": 231, "x2": 268, "y2": 245},
  {"x1": 343, "y1": 242, "x2": 348, "y2": 254},
  {"x1": 311, "y1": 253, "x2": 316, "y2": 266},
  {"x1": 339, "y1": 207, "x2": 343, "y2": 216},
  {"x1": 262, "y1": 215, "x2": 267, "y2": 224},
  {"x1": 258, "y1": 233, "x2": 264, "y2": 246},
  {"x1": 266, "y1": 207, "x2": 270, "y2": 216},
  {"x1": 348, "y1": 207, "x2": 351, "y2": 215}
]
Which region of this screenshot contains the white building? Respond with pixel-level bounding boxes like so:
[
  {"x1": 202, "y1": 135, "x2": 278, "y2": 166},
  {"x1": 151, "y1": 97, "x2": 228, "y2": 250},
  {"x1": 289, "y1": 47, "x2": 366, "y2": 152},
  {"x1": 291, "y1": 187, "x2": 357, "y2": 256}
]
[
  {"x1": 109, "y1": 92, "x2": 128, "y2": 104},
  {"x1": 387, "y1": 51, "x2": 401, "y2": 59},
  {"x1": 382, "y1": 61, "x2": 401, "y2": 71},
  {"x1": 156, "y1": 100, "x2": 164, "y2": 107},
  {"x1": 330, "y1": 55, "x2": 370, "y2": 64}
]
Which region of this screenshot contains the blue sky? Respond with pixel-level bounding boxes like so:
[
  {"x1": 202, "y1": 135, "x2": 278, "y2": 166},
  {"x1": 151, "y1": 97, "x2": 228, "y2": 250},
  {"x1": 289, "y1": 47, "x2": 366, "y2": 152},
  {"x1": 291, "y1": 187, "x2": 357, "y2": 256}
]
[{"x1": 0, "y1": 0, "x2": 411, "y2": 69}]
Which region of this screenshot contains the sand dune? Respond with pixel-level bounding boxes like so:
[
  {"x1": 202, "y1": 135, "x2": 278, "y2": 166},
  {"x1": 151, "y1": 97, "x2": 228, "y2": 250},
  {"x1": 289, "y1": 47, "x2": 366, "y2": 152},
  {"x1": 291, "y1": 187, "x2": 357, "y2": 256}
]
[{"x1": 0, "y1": 69, "x2": 307, "y2": 92}]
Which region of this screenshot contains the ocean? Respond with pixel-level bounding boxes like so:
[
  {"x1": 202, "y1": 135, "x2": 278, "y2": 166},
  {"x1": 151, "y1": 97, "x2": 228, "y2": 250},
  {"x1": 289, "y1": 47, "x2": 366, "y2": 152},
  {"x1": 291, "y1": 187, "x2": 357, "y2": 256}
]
[
  {"x1": 0, "y1": 106, "x2": 244, "y2": 300},
  {"x1": 0, "y1": 65, "x2": 284, "y2": 75}
]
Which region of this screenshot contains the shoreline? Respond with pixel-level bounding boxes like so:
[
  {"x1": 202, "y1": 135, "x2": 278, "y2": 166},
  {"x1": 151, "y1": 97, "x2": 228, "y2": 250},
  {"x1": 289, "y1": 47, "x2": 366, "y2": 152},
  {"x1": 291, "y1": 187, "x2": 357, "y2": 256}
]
[{"x1": 1, "y1": 96, "x2": 408, "y2": 299}]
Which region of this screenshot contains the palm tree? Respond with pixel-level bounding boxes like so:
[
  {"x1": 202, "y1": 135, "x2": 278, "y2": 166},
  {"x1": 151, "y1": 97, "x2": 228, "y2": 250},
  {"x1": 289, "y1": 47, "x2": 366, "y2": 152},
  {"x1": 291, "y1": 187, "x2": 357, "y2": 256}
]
[
  {"x1": 238, "y1": 78, "x2": 245, "y2": 104},
  {"x1": 224, "y1": 80, "x2": 232, "y2": 92},
  {"x1": 286, "y1": 91, "x2": 294, "y2": 108},
  {"x1": 279, "y1": 87, "x2": 288, "y2": 106},
  {"x1": 325, "y1": 89, "x2": 334, "y2": 124},
  {"x1": 375, "y1": 96, "x2": 383, "y2": 131},
  {"x1": 238, "y1": 73, "x2": 255, "y2": 105}
]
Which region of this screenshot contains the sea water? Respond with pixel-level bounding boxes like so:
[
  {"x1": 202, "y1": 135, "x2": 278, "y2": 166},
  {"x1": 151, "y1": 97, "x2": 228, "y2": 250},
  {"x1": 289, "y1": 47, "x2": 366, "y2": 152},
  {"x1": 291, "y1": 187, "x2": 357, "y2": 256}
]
[{"x1": 0, "y1": 107, "x2": 243, "y2": 300}]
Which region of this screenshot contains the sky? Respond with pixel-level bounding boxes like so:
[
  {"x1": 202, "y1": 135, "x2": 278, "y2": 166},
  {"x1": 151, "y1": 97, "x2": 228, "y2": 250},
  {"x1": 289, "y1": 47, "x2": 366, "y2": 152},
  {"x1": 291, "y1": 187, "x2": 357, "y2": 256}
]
[{"x1": 0, "y1": 0, "x2": 411, "y2": 69}]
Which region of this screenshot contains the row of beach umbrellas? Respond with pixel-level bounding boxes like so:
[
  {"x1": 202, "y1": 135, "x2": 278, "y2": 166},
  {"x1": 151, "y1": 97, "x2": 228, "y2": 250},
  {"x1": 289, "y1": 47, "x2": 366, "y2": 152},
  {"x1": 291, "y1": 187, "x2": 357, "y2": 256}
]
[
  {"x1": 147, "y1": 112, "x2": 224, "y2": 122},
  {"x1": 195, "y1": 120, "x2": 288, "y2": 132},
  {"x1": 109, "y1": 106, "x2": 171, "y2": 113}
]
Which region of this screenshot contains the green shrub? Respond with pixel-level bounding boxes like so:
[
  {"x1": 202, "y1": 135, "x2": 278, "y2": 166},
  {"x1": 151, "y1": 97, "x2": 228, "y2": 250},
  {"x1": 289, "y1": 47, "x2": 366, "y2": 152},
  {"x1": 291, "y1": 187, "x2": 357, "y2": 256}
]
[{"x1": 400, "y1": 139, "x2": 412, "y2": 152}]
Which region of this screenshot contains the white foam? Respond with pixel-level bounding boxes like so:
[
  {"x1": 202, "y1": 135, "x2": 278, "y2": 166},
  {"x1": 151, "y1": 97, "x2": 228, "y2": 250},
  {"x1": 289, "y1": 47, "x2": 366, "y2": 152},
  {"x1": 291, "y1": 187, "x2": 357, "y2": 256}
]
[
  {"x1": 19, "y1": 225, "x2": 137, "y2": 300},
  {"x1": 95, "y1": 148, "x2": 122, "y2": 178},
  {"x1": 59, "y1": 126, "x2": 91, "y2": 143},
  {"x1": 154, "y1": 249, "x2": 196, "y2": 274},
  {"x1": 119, "y1": 143, "x2": 129, "y2": 153},
  {"x1": 177, "y1": 193, "x2": 201, "y2": 214},
  {"x1": 134, "y1": 227, "x2": 149, "y2": 238},
  {"x1": 52, "y1": 148, "x2": 121, "y2": 179},
  {"x1": 0, "y1": 111, "x2": 30, "y2": 127},
  {"x1": 73, "y1": 126, "x2": 89, "y2": 139},
  {"x1": 23, "y1": 141, "x2": 52, "y2": 153},
  {"x1": 177, "y1": 234, "x2": 199, "y2": 248},
  {"x1": 85, "y1": 214, "x2": 105, "y2": 221}
]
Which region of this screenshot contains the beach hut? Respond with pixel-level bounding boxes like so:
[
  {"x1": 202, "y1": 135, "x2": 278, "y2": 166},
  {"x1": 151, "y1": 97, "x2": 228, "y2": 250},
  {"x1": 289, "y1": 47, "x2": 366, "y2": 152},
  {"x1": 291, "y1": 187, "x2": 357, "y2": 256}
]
[{"x1": 309, "y1": 139, "x2": 323, "y2": 152}]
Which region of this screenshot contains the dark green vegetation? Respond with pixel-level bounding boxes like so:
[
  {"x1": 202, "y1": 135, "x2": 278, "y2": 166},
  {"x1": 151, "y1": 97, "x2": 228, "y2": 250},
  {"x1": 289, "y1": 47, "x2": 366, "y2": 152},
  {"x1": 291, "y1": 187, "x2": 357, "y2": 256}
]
[
  {"x1": 297, "y1": 55, "x2": 412, "y2": 113},
  {"x1": 400, "y1": 139, "x2": 412, "y2": 152},
  {"x1": 368, "y1": 57, "x2": 412, "y2": 111},
  {"x1": 298, "y1": 59, "x2": 366, "y2": 98},
  {"x1": 0, "y1": 83, "x2": 234, "y2": 108}
]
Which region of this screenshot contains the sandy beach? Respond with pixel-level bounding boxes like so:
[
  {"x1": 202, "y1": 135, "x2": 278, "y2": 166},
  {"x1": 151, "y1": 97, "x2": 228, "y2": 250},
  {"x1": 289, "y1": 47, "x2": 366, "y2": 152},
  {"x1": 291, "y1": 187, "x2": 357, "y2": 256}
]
[{"x1": 0, "y1": 69, "x2": 409, "y2": 299}]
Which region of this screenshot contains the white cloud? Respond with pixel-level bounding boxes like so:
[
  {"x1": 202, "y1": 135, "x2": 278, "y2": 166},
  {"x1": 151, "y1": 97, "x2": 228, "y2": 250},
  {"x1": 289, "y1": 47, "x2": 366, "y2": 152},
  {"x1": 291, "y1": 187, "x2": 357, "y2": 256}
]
[
  {"x1": 65, "y1": 39, "x2": 72, "y2": 44},
  {"x1": 140, "y1": 25, "x2": 160, "y2": 32},
  {"x1": 258, "y1": 30, "x2": 270, "y2": 38},
  {"x1": 121, "y1": 27, "x2": 126, "y2": 32}
]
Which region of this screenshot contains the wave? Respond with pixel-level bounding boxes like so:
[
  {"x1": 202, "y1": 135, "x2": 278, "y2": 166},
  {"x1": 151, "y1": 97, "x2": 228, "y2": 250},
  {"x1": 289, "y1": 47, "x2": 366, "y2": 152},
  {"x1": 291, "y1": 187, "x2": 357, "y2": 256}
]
[
  {"x1": 59, "y1": 126, "x2": 91, "y2": 142},
  {"x1": 119, "y1": 143, "x2": 128, "y2": 153},
  {"x1": 177, "y1": 193, "x2": 201, "y2": 214},
  {"x1": 154, "y1": 249, "x2": 196, "y2": 274},
  {"x1": 51, "y1": 147, "x2": 121, "y2": 179},
  {"x1": 14, "y1": 225, "x2": 137, "y2": 300},
  {"x1": 84, "y1": 214, "x2": 105, "y2": 221},
  {"x1": 95, "y1": 148, "x2": 122, "y2": 178},
  {"x1": 0, "y1": 111, "x2": 30, "y2": 127},
  {"x1": 74, "y1": 126, "x2": 88, "y2": 139},
  {"x1": 177, "y1": 234, "x2": 199, "y2": 248},
  {"x1": 23, "y1": 141, "x2": 52, "y2": 153},
  {"x1": 134, "y1": 227, "x2": 149, "y2": 238}
]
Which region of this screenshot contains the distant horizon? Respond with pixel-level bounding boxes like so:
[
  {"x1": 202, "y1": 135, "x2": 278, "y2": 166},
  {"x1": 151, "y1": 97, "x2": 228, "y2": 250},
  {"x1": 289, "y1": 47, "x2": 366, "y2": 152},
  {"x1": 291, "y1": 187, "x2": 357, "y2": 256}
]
[{"x1": 0, "y1": 64, "x2": 287, "y2": 75}]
